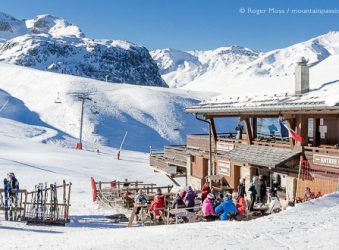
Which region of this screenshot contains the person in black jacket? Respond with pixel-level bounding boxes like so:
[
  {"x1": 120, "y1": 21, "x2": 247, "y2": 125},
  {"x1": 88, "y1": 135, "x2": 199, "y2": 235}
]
[
  {"x1": 258, "y1": 175, "x2": 266, "y2": 204},
  {"x1": 237, "y1": 178, "x2": 246, "y2": 198},
  {"x1": 248, "y1": 181, "x2": 257, "y2": 211}
]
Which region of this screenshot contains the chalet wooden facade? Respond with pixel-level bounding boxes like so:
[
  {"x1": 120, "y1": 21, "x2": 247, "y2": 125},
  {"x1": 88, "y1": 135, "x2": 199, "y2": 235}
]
[{"x1": 150, "y1": 58, "x2": 339, "y2": 203}]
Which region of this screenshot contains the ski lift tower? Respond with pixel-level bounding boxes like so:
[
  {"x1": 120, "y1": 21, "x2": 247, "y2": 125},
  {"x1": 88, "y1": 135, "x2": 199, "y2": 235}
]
[{"x1": 75, "y1": 93, "x2": 92, "y2": 150}]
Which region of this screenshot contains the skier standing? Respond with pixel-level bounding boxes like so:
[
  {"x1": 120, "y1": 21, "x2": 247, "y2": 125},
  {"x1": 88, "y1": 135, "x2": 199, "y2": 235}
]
[{"x1": 6, "y1": 172, "x2": 19, "y2": 221}]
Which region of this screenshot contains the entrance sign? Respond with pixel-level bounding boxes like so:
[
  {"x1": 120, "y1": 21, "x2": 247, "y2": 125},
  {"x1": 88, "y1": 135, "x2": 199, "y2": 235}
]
[
  {"x1": 218, "y1": 160, "x2": 231, "y2": 176},
  {"x1": 313, "y1": 154, "x2": 339, "y2": 168},
  {"x1": 217, "y1": 142, "x2": 234, "y2": 152}
]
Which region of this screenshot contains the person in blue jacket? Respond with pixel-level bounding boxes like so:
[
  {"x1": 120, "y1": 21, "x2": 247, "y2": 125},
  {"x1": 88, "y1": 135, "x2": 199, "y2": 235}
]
[{"x1": 215, "y1": 192, "x2": 237, "y2": 221}]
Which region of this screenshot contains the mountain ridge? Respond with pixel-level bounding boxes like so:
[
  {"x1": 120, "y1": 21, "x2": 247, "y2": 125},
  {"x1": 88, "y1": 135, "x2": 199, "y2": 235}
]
[{"x1": 0, "y1": 11, "x2": 167, "y2": 87}]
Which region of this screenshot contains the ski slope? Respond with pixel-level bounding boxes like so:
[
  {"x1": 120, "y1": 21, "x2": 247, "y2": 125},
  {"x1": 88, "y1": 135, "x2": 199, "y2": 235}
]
[
  {"x1": 0, "y1": 121, "x2": 338, "y2": 250},
  {"x1": 0, "y1": 62, "x2": 214, "y2": 152}
]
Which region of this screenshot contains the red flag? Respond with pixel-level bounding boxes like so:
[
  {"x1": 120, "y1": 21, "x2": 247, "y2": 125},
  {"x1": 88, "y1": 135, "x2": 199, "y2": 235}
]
[
  {"x1": 289, "y1": 129, "x2": 303, "y2": 143},
  {"x1": 282, "y1": 122, "x2": 303, "y2": 143}
]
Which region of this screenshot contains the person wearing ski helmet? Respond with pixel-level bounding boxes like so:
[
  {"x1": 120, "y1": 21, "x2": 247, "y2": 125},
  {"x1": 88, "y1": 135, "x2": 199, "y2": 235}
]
[
  {"x1": 215, "y1": 192, "x2": 237, "y2": 221},
  {"x1": 202, "y1": 193, "x2": 217, "y2": 221}
]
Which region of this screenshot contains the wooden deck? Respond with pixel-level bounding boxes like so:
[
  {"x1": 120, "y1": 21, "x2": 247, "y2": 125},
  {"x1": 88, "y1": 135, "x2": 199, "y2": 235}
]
[{"x1": 149, "y1": 145, "x2": 188, "y2": 176}]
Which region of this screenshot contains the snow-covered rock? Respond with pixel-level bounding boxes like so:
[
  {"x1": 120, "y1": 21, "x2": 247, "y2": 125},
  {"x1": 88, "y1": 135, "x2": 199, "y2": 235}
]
[
  {"x1": 0, "y1": 12, "x2": 28, "y2": 41},
  {"x1": 0, "y1": 12, "x2": 166, "y2": 87}
]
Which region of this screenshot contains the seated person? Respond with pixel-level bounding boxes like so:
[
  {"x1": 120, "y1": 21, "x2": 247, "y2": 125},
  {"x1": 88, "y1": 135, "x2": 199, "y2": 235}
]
[
  {"x1": 183, "y1": 186, "x2": 196, "y2": 211},
  {"x1": 134, "y1": 189, "x2": 149, "y2": 219},
  {"x1": 233, "y1": 192, "x2": 246, "y2": 220},
  {"x1": 267, "y1": 196, "x2": 282, "y2": 214},
  {"x1": 213, "y1": 193, "x2": 224, "y2": 208},
  {"x1": 122, "y1": 190, "x2": 134, "y2": 207},
  {"x1": 149, "y1": 188, "x2": 165, "y2": 220},
  {"x1": 135, "y1": 189, "x2": 149, "y2": 204},
  {"x1": 304, "y1": 187, "x2": 312, "y2": 201},
  {"x1": 172, "y1": 191, "x2": 186, "y2": 209},
  {"x1": 215, "y1": 192, "x2": 237, "y2": 221},
  {"x1": 122, "y1": 178, "x2": 130, "y2": 188},
  {"x1": 202, "y1": 193, "x2": 217, "y2": 221}
]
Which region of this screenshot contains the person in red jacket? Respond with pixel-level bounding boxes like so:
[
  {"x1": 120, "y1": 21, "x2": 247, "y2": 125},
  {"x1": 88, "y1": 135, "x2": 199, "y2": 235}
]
[
  {"x1": 201, "y1": 182, "x2": 211, "y2": 202},
  {"x1": 234, "y1": 192, "x2": 247, "y2": 221},
  {"x1": 149, "y1": 188, "x2": 165, "y2": 220}
]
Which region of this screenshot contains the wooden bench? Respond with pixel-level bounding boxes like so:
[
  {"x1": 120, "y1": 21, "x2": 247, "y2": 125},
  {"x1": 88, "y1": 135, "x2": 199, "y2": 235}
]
[
  {"x1": 166, "y1": 206, "x2": 202, "y2": 224},
  {"x1": 128, "y1": 204, "x2": 167, "y2": 227}
]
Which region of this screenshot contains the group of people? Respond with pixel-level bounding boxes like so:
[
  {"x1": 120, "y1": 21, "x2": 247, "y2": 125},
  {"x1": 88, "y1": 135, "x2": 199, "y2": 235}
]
[
  {"x1": 201, "y1": 182, "x2": 246, "y2": 221},
  {"x1": 128, "y1": 175, "x2": 281, "y2": 223}
]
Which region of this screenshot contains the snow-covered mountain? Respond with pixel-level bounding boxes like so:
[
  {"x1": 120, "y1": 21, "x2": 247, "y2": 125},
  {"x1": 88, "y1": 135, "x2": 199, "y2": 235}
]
[
  {"x1": 152, "y1": 32, "x2": 339, "y2": 92},
  {"x1": 151, "y1": 46, "x2": 258, "y2": 88},
  {"x1": 0, "y1": 12, "x2": 166, "y2": 87}
]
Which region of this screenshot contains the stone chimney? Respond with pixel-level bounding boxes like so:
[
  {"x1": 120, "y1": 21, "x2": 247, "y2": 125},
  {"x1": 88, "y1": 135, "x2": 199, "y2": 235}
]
[{"x1": 295, "y1": 57, "x2": 309, "y2": 95}]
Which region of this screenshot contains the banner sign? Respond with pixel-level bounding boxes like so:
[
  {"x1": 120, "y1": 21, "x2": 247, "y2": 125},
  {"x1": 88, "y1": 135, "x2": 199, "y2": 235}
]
[
  {"x1": 218, "y1": 160, "x2": 231, "y2": 176},
  {"x1": 313, "y1": 154, "x2": 339, "y2": 169}
]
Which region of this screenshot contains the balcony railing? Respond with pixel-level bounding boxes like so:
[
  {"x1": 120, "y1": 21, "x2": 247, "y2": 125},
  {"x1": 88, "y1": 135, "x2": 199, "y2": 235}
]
[
  {"x1": 187, "y1": 133, "x2": 292, "y2": 152},
  {"x1": 149, "y1": 145, "x2": 188, "y2": 175}
]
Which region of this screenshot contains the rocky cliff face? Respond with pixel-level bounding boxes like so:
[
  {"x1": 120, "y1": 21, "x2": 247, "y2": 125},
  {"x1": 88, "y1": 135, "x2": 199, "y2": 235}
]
[{"x1": 0, "y1": 12, "x2": 167, "y2": 87}]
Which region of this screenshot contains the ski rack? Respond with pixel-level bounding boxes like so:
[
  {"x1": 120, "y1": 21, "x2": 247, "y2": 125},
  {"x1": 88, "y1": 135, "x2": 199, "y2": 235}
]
[
  {"x1": 0, "y1": 188, "x2": 27, "y2": 221},
  {"x1": 22, "y1": 180, "x2": 72, "y2": 226}
]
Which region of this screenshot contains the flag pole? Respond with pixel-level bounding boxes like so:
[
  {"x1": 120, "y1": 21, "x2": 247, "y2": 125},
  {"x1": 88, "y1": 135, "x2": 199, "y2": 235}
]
[{"x1": 116, "y1": 131, "x2": 128, "y2": 160}]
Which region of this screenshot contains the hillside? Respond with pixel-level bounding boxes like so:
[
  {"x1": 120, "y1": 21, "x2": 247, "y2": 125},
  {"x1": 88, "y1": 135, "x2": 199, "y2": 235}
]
[
  {"x1": 0, "y1": 62, "x2": 213, "y2": 151},
  {"x1": 152, "y1": 32, "x2": 339, "y2": 94},
  {"x1": 0, "y1": 12, "x2": 166, "y2": 87}
]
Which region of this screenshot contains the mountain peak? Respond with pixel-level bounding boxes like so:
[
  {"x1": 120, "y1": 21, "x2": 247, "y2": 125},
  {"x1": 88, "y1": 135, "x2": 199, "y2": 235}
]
[
  {"x1": 25, "y1": 14, "x2": 85, "y2": 38},
  {"x1": 0, "y1": 11, "x2": 28, "y2": 40}
]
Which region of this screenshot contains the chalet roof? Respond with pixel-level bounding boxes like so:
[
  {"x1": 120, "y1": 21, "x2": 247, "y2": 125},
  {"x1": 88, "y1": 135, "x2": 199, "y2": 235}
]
[
  {"x1": 217, "y1": 144, "x2": 300, "y2": 168},
  {"x1": 185, "y1": 88, "x2": 339, "y2": 115}
]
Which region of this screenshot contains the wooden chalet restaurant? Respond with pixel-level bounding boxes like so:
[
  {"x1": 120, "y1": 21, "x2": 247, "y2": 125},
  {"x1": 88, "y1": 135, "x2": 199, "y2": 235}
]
[{"x1": 150, "y1": 57, "x2": 339, "y2": 204}]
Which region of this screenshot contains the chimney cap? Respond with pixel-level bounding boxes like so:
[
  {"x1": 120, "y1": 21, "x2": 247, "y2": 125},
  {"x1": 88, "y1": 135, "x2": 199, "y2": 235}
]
[{"x1": 297, "y1": 57, "x2": 308, "y2": 66}]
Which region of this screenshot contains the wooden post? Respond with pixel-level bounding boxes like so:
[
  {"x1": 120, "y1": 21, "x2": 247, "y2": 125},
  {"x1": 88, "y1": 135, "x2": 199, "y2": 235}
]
[
  {"x1": 66, "y1": 182, "x2": 72, "y2": 221},
  {"x1": 244, "y1": 118, "x2": 253, "y2": 145},
  {"x1": 23, "y1": 191, "x2": 28, "y2": 220},
  {"x1": 295, "y1": 115, "x2": 308, "y2": 146},
  {"x1": 251, "y1": 118, "x2": 257, "y2": 139},
  {"x1": 286, "y1": 118, "x2": 295, "y2": 149},
  {"x1": 63, "y1": 180, "x2": 67, "y2": 220}
]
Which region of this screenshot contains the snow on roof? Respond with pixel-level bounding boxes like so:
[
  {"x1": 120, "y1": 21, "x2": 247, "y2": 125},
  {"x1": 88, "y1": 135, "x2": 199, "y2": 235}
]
[
  {"x1": 186, "y1": 80, "x2": 339, "y2": 114},
  {"x1": 217, "y1": 144, "x2": 300, "y2": 168}
]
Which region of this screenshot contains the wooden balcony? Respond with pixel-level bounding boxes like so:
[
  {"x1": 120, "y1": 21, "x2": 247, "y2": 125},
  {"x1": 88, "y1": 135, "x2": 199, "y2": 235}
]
[
  {"x1": 149, "y1": 145, "x2": 187, "y2": 176},
  {"x1": 187, "y1": 133, "x2": 291, "y2": 152}
]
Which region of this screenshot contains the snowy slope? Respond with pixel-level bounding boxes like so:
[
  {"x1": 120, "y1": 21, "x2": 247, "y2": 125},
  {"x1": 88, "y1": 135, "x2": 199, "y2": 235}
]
[
  {"x1": 0, "y1": 62, "x2": 213, "y2": 152},
  {"x1": 0, "y1": 127, "x2": 338, "y2": 249},
  {"x1": 151, "y1": 46, "x2": 258, "y2": 88},
  {"x1": 0, "y1": 12, "x2": 28, "y2": 41},
  {"x1": 152, "y1": 32, "x2": 339, "y2": 94},
  {"x1": 0, "y1": 12, "x2": 166, "y2": 87}
]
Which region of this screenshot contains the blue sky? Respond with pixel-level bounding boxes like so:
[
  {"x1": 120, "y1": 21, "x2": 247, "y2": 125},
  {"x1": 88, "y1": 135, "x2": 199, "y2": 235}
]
[{"x1": 0, "y1": 0, "x2": 338, "y2": 51}]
